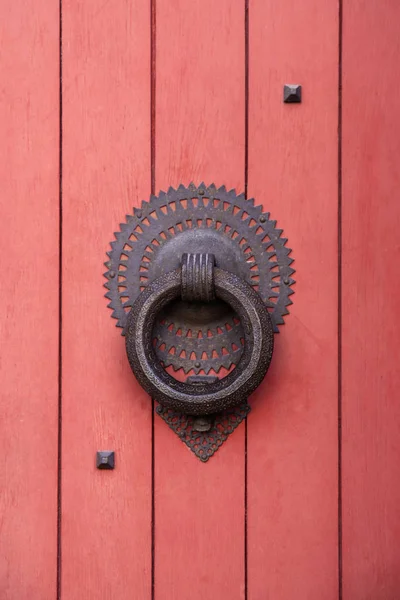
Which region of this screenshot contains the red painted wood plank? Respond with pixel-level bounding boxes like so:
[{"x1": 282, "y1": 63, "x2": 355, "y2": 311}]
[
  {"x1": 61, "y1": 1, "x2": 152, "y2": 597},
  {"x1": 247, "y1": 2, "x2": 339, "y2": 598},
  {"x1": 0, "y1": 2, "x2": 59, "y2": 598},
  {"x1": 154, "y1": 1, "x2": 246, "y2": 598},
  {"x1": 342, "y1": 2, "x2": 400, "y2": 598}
]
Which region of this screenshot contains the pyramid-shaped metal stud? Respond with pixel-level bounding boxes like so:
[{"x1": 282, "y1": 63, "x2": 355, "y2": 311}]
[{"x1": 283, "y1": 84, "x2": 302, "y2": 103}]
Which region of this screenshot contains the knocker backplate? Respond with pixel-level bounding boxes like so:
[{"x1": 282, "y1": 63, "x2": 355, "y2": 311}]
[{"x1": 104, "y1": 183, "x2": 295, "y2": 376}]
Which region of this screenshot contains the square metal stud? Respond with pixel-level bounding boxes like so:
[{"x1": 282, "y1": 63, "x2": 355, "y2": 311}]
[
  {"x1": 283, "y1": 84, "x2": 302, "y2": 103},
  {"x1": 96, "y1": 451, "x2": 115, "y2": 470}
]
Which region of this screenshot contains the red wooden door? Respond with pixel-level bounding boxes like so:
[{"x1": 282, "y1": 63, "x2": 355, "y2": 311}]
[{"x1": 1, "y1": 1, "x2": 400, "y2": 599}]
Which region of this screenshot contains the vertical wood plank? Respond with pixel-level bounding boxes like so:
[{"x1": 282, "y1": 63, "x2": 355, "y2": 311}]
[
  {"x1": 154, "y1": 1, "x2": 246, "y2": 598},
  {"x1": 247, "y1": 1, "x2": 339, "y2": 598},
  {"x1": 0, "y1": 2, "x2": 59, "y2": 598},
  {"x1": 342, "y1": 2, "x2": 400, "y2": 598},
  {"x1": 61, "y1": 1, "x2": 152, "y2": 597}
]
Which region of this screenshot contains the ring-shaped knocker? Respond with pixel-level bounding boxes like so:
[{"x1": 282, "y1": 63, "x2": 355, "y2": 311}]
[{"x1": 125, "y1": 266, "x2": 274, "y2": 415}]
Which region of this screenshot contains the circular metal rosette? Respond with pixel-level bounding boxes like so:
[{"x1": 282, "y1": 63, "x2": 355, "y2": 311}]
[{"x1": 104, "y1": 183, "x2": 295, "y2": 374}]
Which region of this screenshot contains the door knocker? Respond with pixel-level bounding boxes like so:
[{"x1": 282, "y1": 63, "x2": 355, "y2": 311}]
[{"x1": 104, "y1": 183, "x2": 295, "y2": 461}]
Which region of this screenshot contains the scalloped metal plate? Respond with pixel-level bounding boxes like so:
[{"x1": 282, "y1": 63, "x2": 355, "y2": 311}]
[{"x1": 104, "y1": 183, "x2": 295, "y2": 374}]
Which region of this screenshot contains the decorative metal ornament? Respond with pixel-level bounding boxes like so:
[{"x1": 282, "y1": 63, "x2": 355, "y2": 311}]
[
  {"x1": 104, "y1": 183, "x2": 295, "y2": 462},
  {"x1": 104, "y1": 183, "x2": 294, "y2": 375},
  {"x1": 156, "y1": 402, "x2": 251, "y2": 462}
]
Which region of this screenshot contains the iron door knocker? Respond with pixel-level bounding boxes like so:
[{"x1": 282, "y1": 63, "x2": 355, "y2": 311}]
[
  {"x1": 125, "y1": 253, "x2": 274, "y2": 415},
  {"x1": 104, "y1": 184, "x2": 295, "y2": 461}
]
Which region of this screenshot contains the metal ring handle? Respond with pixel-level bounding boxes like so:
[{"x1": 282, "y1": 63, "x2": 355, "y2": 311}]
[{"x1": 125, "y1": 267, "x2": 274, "y2": 415}]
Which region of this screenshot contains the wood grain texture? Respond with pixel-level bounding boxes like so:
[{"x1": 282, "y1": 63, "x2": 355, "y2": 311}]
[
  {"x1": 247, "y1": 1, "x2": 339, "y2": 598},
  {"x1": 342, "y1": 2, "x2": 400, "y2": 598},
  {"x1": 61, "y1": 1, "x2": 152, "y2": 597},
  {"x1": 0, "y1": 2, "x2": 59, "y2": 598},
  {"x1": 154, "y1": 0, "x2": 246, "y2": 598}
]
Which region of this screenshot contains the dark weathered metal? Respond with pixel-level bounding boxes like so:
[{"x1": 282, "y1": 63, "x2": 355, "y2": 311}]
[
  {"x1": 187, "y1": 375, "x2": 217, "y2": 431},
  {"x1": 192, "y1": 417, "x2": 212, "y2": 432},
  {"x1": 283, "y1": 84, "x2": 302, "y2": 103},
  {"x1": 104, "y1": 184, "x2": 295, "y2": 375},
  {"x1": 156, "y1": 402, "x2": 250, "y2": 462},
  {"x1": 96, "y1": 451, "x2": 115, "y2": 470},
  {"x1": 153, "y1": 303, "x2": 244, "y2": 375},
  {"x1": 125, "y1": 267, "x2": 274, "y2": 415},
  {"x1": 181, "y1": 253, "x2": 215, "y2": 302}
]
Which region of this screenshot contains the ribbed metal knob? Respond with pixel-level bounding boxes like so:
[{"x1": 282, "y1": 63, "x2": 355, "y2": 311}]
[{"x1": 181, "y1": 253, "x2": 215, "y2": 302}]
